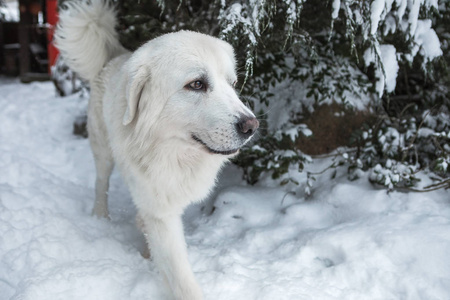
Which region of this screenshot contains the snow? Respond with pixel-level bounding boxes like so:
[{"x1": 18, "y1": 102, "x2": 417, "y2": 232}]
[
  {"x1": 345, "y1": 0, "x2": 443, "y2": 96},
  {"x1": 378, "y1": 45, "x2": 398, "y2": 93},
  {"x1": 51, "y1": 56, "x2": 84, "y2": 97},
  {"x1": 0, "y1": 1, "x2": 19, "y2": 22},
  {"x1": 331, "y1": 0, "x2": 340, "y2": 19},
  {"x1": 1, "y1": 78, "x2": 450, "y2": 300},
  {"x1": 370, "y1": 0, "x2": 386, "y2": 36},
  {"x1": 407, "y1": 0, "x2": 422, "y2": 36},
  {"x1": 282, "y1": 124, "x2": 312, "y2": 142},
  {"x1": 412, "y1": 20, "x2": 443, "y2": 62},
  {"x1": 366, "y1": 0, "x2": 439, "y2": 39},
  {"x1": 396, "y1": 0, "x2": 407, "y2": 21},
  {"x1": 364, "y1": 44, "x2": 399, "y2": 96},
  {"x1": 220, "y1": 3, "x2": 256, "y2": 45}
]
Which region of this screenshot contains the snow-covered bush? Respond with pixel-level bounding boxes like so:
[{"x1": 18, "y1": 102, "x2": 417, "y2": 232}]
[
  {"x1": 215, "y1": 0, "x2": 448, "y2": 191},
  {"x1": 74, "y1": 0, "x2": 449, "y2": 191},
  {"x1": 51, "y1": 55, "x2": 85, "y2": 97}
]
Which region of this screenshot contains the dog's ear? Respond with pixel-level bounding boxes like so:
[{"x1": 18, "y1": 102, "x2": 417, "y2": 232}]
[{"x1": 123, "y1": 65, "x2": 149, "y2": 126}]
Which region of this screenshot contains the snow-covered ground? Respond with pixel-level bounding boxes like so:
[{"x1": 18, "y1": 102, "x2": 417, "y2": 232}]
[{"x1": 1, "y1": 78, "x2": 449, "y2": 300}]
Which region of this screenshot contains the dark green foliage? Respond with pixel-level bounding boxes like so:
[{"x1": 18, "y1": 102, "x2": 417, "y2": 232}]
[
  {"x1": 115, "y1": 0, "x2": 221, "y2": 50},
  {"x1": 114, "y1": 0, "x2": 449, "y2": 191}
]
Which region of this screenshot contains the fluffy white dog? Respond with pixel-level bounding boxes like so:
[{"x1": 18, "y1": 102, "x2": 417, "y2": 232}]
[{"x1": 55, "y1": 0, "x2": 258, "y2": 299}]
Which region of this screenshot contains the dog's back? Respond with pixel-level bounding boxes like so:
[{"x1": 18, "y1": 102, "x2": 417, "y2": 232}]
[{"x1": 54, "y1": 0, "x2": 127, "y2": 82}]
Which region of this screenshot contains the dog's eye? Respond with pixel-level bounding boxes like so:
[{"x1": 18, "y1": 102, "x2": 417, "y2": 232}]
[{"x1": 187, "y1": 80, "x2": 206, "y2": 91}]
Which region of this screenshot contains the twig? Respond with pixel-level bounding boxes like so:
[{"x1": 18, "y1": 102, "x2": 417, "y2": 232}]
[
  {"x1": 403, "y1": 178, "x2": 450, "y2": 193},
  {"x1": 401, "y1": 107, "x2": 434, "y2": 163}
]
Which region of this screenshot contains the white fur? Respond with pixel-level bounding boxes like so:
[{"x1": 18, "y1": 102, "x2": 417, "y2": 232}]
[
  {"x1": 55, "y1": 1, "x2": 258, "y2": 299},
  {"x1": 54, "y1": 0, "x2": 127, "y2": 81}
]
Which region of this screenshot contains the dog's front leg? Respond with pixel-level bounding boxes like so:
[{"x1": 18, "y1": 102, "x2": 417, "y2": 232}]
[{"x1": 143, "y1": 214, "x2": 203, "y2": 300}]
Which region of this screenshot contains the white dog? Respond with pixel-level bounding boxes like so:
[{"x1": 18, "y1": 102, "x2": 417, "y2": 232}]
[{"x1": 55, "y1": 0, "x2": 258, "y2": 299}]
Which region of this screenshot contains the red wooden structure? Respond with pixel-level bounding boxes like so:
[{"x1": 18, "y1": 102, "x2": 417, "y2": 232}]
[
  {"x1": 1, "y1": 0, "x2": 59, "y2": 81},
  {"x1": 46, "y1": 0, "x2": 58, "y2": 71}
]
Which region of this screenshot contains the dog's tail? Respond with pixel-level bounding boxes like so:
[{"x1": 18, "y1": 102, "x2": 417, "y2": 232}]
[{"x1": 54, "y1": 0, "x2": 126, "y2": 82}]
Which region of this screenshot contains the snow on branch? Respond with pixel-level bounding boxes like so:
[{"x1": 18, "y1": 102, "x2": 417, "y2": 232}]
[
  {"x1": 217, "y1": 0, "x2": 442, "y2": 96},
  {"x1": 335, "y1": 0, "x2": 442, "y2": 96},
  {"x1": 219, "y1": 0, "x2": 303, "y2": 82}
]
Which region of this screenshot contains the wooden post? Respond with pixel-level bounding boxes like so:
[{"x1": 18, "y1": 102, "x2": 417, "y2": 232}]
[
  {"x1": 46, "y1": 0, "x2": 59, "y2": 73},
  {"x1": 18, "y1": 0, "x2": 31, "y2": 82},
  {"x1": 0, "y1": 19, "x2": 3, "y2": 71}
]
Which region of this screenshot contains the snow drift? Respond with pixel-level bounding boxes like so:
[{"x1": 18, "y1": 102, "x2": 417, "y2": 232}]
[{"x1": 0, "y1": 79, "x2": 450, "y2": 299}]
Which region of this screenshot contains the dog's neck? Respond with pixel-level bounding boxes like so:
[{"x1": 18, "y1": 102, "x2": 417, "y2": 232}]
[{"x1": 122, "y1": 136, "x2": 228, "y2": 210}]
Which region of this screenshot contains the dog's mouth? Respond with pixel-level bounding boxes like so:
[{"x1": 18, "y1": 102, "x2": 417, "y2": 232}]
[{"x1": 192, "y1": 135, "x2": 239, "y2": 156}]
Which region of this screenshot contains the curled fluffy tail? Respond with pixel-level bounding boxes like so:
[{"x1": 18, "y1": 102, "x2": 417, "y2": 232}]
[{"x1": 54, "y1": 0, "x2": 126, "y2": 81}]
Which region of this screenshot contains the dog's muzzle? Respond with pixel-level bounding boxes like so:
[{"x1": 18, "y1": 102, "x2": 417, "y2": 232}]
[{"x1": 192, "y1": 115, "x2": 259, "y2": 156}]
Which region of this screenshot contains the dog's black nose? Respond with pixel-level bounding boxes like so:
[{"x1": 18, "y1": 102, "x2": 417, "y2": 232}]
[{"x1": 236, "y1": 116, "x2": 259, "y2": 139}]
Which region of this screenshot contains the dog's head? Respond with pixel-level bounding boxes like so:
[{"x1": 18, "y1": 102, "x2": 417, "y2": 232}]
[{"x1": 122, "y1": 31, "x2": 258, "y2": 156}]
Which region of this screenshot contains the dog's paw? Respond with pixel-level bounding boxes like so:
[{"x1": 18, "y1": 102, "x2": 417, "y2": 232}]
[
  {"x1": 140, "y1": 245, "x2": 151, "y2": 259},
  {"x1": 91, "y1": 207, "x2": 110, "y2": 220}
]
